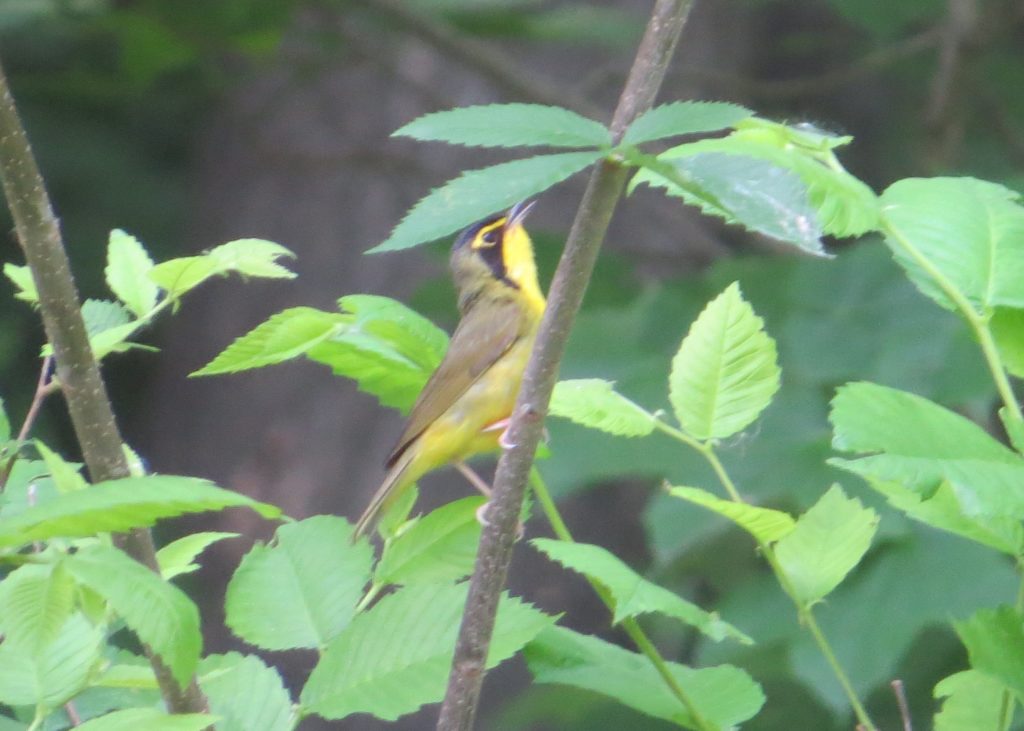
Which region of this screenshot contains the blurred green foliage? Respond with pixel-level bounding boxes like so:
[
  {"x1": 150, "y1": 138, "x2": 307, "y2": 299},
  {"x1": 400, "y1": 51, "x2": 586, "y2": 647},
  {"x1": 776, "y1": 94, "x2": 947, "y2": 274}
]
[{"x1": 1, "y1": 0, "x2": 1023, "y2": 729}]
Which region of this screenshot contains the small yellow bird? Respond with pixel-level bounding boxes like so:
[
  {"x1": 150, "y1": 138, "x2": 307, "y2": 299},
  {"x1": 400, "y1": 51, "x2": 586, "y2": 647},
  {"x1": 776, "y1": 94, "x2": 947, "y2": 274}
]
[{"x1": 354, "y1": 201, "x2": 546, "y2": 539}]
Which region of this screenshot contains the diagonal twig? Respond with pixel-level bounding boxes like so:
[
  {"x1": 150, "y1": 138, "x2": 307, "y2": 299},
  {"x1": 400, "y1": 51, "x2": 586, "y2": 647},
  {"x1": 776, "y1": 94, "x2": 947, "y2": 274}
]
[{"x1": 436, "y1": 1, "x2": 695, "y2": 729}]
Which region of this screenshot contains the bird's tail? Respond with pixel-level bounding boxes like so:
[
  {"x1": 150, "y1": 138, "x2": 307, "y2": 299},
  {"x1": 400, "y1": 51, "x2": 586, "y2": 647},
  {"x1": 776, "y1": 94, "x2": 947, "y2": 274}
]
[{"x1": 352, "y1": 449, "x2": 416, "y2": 541}]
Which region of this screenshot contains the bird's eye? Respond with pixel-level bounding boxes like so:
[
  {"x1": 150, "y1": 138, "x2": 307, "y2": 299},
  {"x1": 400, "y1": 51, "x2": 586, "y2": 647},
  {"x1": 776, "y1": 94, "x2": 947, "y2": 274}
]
[{"x1": 481, "y1": 230, "x2": 498, "y2": 246}]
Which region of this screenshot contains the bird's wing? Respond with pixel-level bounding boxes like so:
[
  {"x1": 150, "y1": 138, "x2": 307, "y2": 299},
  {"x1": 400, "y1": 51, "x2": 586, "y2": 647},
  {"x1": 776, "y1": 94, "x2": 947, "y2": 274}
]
[{"x1": 385, "y1": 298, "x2": 523, "y2": 468}]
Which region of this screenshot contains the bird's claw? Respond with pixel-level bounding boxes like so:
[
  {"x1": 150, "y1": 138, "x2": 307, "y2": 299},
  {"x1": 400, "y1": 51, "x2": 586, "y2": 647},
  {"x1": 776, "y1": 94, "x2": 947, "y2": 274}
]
[{"x1": 475, "y1": 501, "x2": 525, "y2": 540}]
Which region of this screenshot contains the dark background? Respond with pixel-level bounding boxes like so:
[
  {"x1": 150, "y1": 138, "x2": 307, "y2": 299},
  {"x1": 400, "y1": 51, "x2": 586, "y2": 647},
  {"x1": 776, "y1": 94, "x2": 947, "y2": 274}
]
[{"x1": 2, "y1": 1, "x2": 1022, "y2": 728}]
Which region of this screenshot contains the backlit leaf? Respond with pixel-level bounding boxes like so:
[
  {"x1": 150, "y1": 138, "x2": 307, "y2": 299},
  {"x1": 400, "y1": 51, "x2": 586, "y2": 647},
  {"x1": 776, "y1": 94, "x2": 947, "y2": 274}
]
[
  {"x1": 622, "y1": 101, "x2": 751, "y2": 146},
  {"x1": 105, "y1": 229, "x2": 158, "y2": 317},
  {"x1": 549, "y1": 379, "x2": 655, "y2": 437}
]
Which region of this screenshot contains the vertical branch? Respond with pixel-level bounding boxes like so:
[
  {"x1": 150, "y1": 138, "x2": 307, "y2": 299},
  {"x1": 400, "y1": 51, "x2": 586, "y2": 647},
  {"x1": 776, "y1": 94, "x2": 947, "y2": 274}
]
[
  {"x1": 0, "y1": 62, "x2": 208, "y2": 715},
  {"x1": 436, "y1": 1, "x2": 694, "y2": 729}
]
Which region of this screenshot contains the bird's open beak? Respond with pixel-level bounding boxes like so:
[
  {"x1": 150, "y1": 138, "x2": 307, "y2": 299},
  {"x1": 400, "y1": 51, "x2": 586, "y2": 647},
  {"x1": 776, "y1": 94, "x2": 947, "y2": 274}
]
[{"x1": 507, "y1": 200, "x2": 536, "y2": 228}]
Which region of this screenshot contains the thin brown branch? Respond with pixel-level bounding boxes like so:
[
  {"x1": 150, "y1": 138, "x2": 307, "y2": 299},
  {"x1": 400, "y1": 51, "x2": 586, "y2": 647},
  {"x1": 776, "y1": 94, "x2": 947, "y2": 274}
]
[
  {"x1": 0, "y1": 355, "x2": 55, "y2": 491},
  {"x1": 435, "y1": 1, "x2": 695, "y2": 729},
  {"x1": 0, "y1": 62, "x2": 208, "y2": 716}
]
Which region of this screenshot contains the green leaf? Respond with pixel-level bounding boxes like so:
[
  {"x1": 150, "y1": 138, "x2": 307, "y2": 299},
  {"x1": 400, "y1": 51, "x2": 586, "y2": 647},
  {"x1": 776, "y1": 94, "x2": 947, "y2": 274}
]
[
  {"x1": 669, "y1": 282, "x2": 781, "y2": 440},
  {"x1": 198, "y1": 653, "x2": 294, "y2": 731},
  {"x1": 149, "y1": 239, "x2": 295, "y2": 298},
  {"x1": 67, "y1": 544, "x2": 201, "y2": 687},
  {"x1": 157, "y1": 531, "x2": 239, "y2": 580},
  {"x1": 991, "y1": 307, "x2": 1024, "y2": 378},
  {"x1": 34, "y1": 440, "x2": 88, "y2": 493},
  {"x1": 105, "y1": 229, "x2": 158, "y2": 317},
  {"x1": 648, "y1": 153, "x2": 826, "y2": 255},
  {"x1": 830, "y1": 382, "x2": 1024, "y2": 519},
  {"x1": 0, "y1": 563, "x2": 75, "y2": 653},
  {"x1": 301, "y1": 583, "x2": 555, "y2": 721},
  {"x1": 934, "y1": 670, "x2": 1006, "y2": 731},
  {"x1": 621, "y1": 101, "x2": 751, "y2": 146},
  {"x1": 955, "y1": 605, "x2": 1024, "y2": 697},
  {"x1": 631, "y1": 121, "x2": 879, "y2": 238},
  {"x1": 880, "y1": 177, "x2": 1024, "y2": 311},
  {"x1": 667, "y1": 485, "x2": 796, "y2": 543},
  {"x1": 370, "y1": 151, "x2": 603, "y2": 252},
  {"x1": 192, "y1": 307, "x2": 347, "y2": 376},
  {"x1": 394, "y1": 103, "x2": 610, "y2": 149},
  {"x1": 549, "y1": 379, "x2": 655, "y2": 437},
  {"x1": 225, "y1": 516, "x2": 373, "y2": 651},
  {"x1": 531, "y1": 538, "x2": 750, "y2": 644},
  {"x1": 870, "y1": 478, "x2": 1023, "y2": 555},
  {"x1": 375, "y1": 496, "x2": 484, "y2": 587},
  {"x1": 774, "y1": 485, "x2": 878, "y2": 605},
  {"x1": 307, "y1": 295, "x2": 449, "y2": 412},
  {"x1": 82, "y1": 299, "x2": 132, "y2": 338},
  {"x1": 75, "y1": 709, "x2": 216, "y2": 731},
  {"x1": 525, "y1": 625, "x2": 764, "y2": 730},
  {"x1": 3, "y1": 263, "x2": 38, "y2": 304},
  {"x1": 0, "y1": 476, "x2": 280, "y2": 549},
  {"x1": 0, "y1": 613, "x2": 103, "y2": 708}
]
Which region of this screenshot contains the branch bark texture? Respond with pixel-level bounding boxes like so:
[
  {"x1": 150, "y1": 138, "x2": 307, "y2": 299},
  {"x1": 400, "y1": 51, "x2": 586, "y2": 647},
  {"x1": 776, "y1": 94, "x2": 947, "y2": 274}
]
[
  {"x1": 436, "y1": 1, "x2": 695, "y2": 728},
  {"x1": 0, "y1": 62, "x2": 208, "y2": 716}
]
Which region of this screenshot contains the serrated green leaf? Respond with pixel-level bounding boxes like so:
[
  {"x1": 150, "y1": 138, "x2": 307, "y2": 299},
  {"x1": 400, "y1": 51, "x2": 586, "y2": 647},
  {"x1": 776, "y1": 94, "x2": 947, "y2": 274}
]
[
  {"x1": 157, "y1": 531, "x2": 239, "y2": 580},
  {"x1": 207, "y1": 239, "x2": 296, "y2": 279},
  {"x1": 631, "y1": 122, "x2": 878, "y2": 238},
  {"x1": 621, "y1": 101, "x2": 751, "y2": 146},
  {"x1": 67, "y1": 544, "x2": 201, "y2": 687},
  {"x1": 646, "y1": 153, "x2": 826, "y2": 254},
  {"x1": 667, "y1": 485, "x2": 796, "y2": 543},
  {"x1": 370, "y1": 151, "x2": 603, "y2": 252},
  {"x1": 870, "y1": 478, "x2": 1023, "y2": 555},
  {"x1": 301, "y1": 583, "x2": 555, "y2": 721},
  {"x1": 34, "y1": 440, "x2": 88, "y2": 493},
  {"x1": 525, "y1": 625, "x2": 764, "y2": 729},
  {"x1": 105, "y1": 230, "x2": 158, "y2": 317},
  {"x1": 991, "y1": 307, "x2": 1024, "y2": 378},
  {"x1": 225, "y1": 516, "x2": 373, "y2": 651},
  {"x1": 308, "y1": 295, "x2": 450, "y2": 412},
  {"x1": 0, "y1": 613, "x2": 102, "y2": 708},
  {"x1": 149, "y1": 239, "x2": 295, "y2": 298},
  {"x1": 532, "y1": 538, "x2": 750, "y2": 644},
  {"x1": 82, "y1": 299, "x2": 131, "y2": 338},
  {"x1": 198, "y1": 653, "x2": 294, "y2": 731},
  {"x1": 670, "y1": 282, "x2": 780, "y2": 440},
  {"x1": 192, "y1": 307, "x2": 346, "y2": 376},
  {"x1": 934, "y1": 670, "x2": 1006, "y2": 731},
  {"x1": 774, "y1": 485, "x2": 878, "y2": 605},
  {"x1": 0, "y1": 476, "x2": 280, "y2": 549},
  {"x1": 0, "y1": 563, "x2": 75, "y2": 653},
  {"x1": 394, "y1": 103, "x2": 610, "y2": 149},
  {"x1": 75, "y1": 709, "x2": 216, "y2": 731},
  {"x1": 881, "y1": 177, "x2": 1024, "y2": 311},
  {"x1": 3, "y1": 263, "x2": 38, "y2": 304},
  {"x1": 830, "y1": 382, "x2": 1024, "y2": 519},
  {"x1": 375, "y1": 496, "x2": 483, "y2": 587},
  {"x1": 832, "y1": 382, "x2": 1018, "y2": 461},
  {"x1": 549, "y1": 379, "x2": 655, "y2": 437},
  {"x1": 955, "y1": 605, "x2": 1024, "y2": 697}
]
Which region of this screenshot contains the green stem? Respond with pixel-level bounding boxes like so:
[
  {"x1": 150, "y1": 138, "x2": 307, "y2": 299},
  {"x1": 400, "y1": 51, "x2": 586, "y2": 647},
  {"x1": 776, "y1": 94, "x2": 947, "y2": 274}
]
[
  {"x1": 651, "y1": 419, "x2": 878, "y2": 730},
  {"x1": 880, "y1": 217, "x2": 1023, "y2": 424},
  {"x1": 528, "y1": 469, "x2": 719, "y2": 731},
  {"x1": 881, "y1": 215, "x2": 1024, "y2": 731}
]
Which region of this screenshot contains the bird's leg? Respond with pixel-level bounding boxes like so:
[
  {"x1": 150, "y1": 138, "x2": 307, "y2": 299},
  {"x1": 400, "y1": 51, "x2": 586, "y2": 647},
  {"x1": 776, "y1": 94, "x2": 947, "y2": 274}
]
[
  {"x1": 454, "y1": 462, "x2": 491, "y2": 497},
  {"x1": 455, "y1": 460, "x2": 525, "y2": 540}
]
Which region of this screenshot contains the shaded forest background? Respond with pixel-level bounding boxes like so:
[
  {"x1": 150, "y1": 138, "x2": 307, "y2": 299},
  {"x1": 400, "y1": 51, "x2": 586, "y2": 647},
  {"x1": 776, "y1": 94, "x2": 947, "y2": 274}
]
[{"x1": 2, "y1": 1, "x2": 1023, "y2": 729}]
